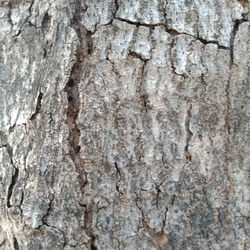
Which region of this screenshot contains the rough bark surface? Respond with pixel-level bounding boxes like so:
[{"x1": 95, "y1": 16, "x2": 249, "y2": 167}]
[{"x1": 0, "y1": 0, "x2": 249, "y2": 249}]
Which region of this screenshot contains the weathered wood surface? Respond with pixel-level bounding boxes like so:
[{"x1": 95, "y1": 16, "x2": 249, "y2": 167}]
[{"x1": 0, "y1": 0, "x2": 249, "y2": 249}]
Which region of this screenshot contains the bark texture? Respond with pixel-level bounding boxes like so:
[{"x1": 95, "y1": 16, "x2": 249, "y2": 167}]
[{"x1": 0, "y1": 0, "x2": 250, "y2": 249}]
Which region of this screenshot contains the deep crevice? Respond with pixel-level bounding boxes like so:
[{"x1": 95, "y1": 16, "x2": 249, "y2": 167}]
[
  {"x1": 134, "y1": 192, "x2": 145, "y2": 223},
  {"x1": 13, "y1": 237, "x2": 19, "y2": 250},
  {"x1": 84, "y1": 206, "x2": 98, "y2": 250},
  {"x1": 184, "y1": 104, "x2": 193, "y2": 161},
  {"x1": 138, "y1": 60, "x2": 150, "y2": 112},
  {"x1": 7, "y1": 167, "x2": 19, "y2": 208},
  {"x1": 23, "y1": 0, "x2": 35, "y2": 26},
  {"x1": 230, "y1": 19, "x2": 246, "y2": 64},
  {"x1": 0, "y1": 239, "x2": 6, "y2": 248},
  {"x1": 65, "y1": 3, "x2": 96, "y2": 248},
  {"x1": 90, "y1": 236, "x2": 98, "y2": 250},
  {"x1": 42, "y1": 12, "x2": 51, "y2": 28},
  {"x1": 64, "y1": 0, "x2": 93, "y2": 191},
  {"x1": 7, "y1": 1, "x2": 13, "y2": 26},
  {"x1": 30, "y1": 92, "x2": 43, "y2": 120},
  {"x1": 113, "y1": 0, "x2": 119, "y2": 19},
  {"x1": 41, "y1": 195, "x2": 54, "y2": 225},
  {"x1": 114, "y1": 162, "x2": 122, "y2": 195},
  {"x1": 155, "y1": 185, "x2": 161, "y2": 209},
  {"x1": 161, "y1": 206, "x2": 168, "y2": 232},
  {"x1": 171, "y1": 194, "x2": 176, "y2": 206}
]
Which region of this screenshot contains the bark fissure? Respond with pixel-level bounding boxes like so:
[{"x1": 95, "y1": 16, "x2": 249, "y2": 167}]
[
  {"x1": 13, "y1": 237, "x2": 19, "y2": 250},
  {"x1": 114, "y1": 162, "x2": 122, "y2": 195},
  {"x1": 169, "y1": 38, "x2": 187, "y2": 78},
  {"x1": 0, "y1": 239, "x2": 6, "y2": 248},
  {"x1": 84, "y1": 206, "x2": 97, "y2": 250},
  {"x1": 113, "y1": 0, "x2": 119, "y2": 19},
  {"x1": 155, "y1": 182, "x2": 163, "y2": 209},
  {"x1": 64, "y1": 1, "x2": 93, "y2": 192},
  {"x1": 7, "y1": 1, "x2": 13, "y2": 27},
  {"x1": 184, "y1": 104, "x2": 193, "y2": 161},
  {"x1": 1, "y1": 1, "x2": 249, "y2": 249},
  {"x1": 225, "y1": 80, "x2": 232, "y2": 136},
  {"x1": 7, "y1": 168, "x2": 19, "y2": 208},
  {"x1": 135, "y1": 192, "x2": 145, "y2": 224},
  {"x1": 6, "y1": 144, "x2": 19, "y2": 208},
  {"x1": 24, "y1": 0, "x2": 35, "y2": 27},
  {"x1": 230, "y1": 19, "x2": 247, "y2": 64},
  {"x1": 167, "y1": 28, "x2": 229, "y2": 50},
  {"x1": 115, "y1": 17, "x2": 165, "y2": 27},
  {"x1": 116, "y1": 18, "x2": 229, "y2": 50},
  {"x1": 162, "y1": 206, "x2": 168, "y2": 231},
  {"x1": 64, "y1": 5, "x2": 96, "y2": 243},
  {"x1": 41, "y1": 195, "x2": 54, "y2": 225},
  {"x1": 30, "y1": 92, "x2": 43, "y2": 120}
]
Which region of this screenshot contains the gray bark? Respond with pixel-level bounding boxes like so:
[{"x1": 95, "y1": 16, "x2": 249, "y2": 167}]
[{"x1": 0, "y1": 0, "x2": 249, "y2": 249}]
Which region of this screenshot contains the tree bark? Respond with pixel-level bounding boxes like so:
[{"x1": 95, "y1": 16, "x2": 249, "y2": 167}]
[{"x1": 0, "y1": 0, "x2": 249, "y2": 249}]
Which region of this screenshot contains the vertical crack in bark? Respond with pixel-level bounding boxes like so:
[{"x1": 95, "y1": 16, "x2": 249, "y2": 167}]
[
  {"x1": 84, "y1": 206, "x2": 97, "y2": 250},
  {"x1": 128, "y1": 50, "x2": 149, "y2": 112},
  {"x1": 0, "y1": 239, "x2": 6, "y2": 248},
  {"x1": 114, "y1": 162, "x2": 122, "y2": 195},
  {"x1": 134, "y1": 192, "x2": 146, "y2": 224},
  {"x1": 24, "y1": 0, "x2": 35, "y2": 26},
  {"x1": 155, "y1": 182, "x2": 163, "y2": 209},
  {"x1": 230, "y1": 20, "x2": 240, "y2": 64},
  {"x1": 30, "y1": 92, "x2": 43, "y2": 120},
  {"x1": 140, "y1": 60, "x2": 149, "y2": 112},
  {"x1": 13, "y1": 237, "x2": 19, "y2": 250},
  {"x1": 113, "y1": 0, "x2": 119, "y2": 18},
  {"x1": 230, "y1": 19, "x2": 246, "y2": 64},
  {"x1": 184, "y1": 104, "x2": 193, "y2": 161},
  {"x1": 7, "y1": 168, "x2": 19, "y2": 208},
  {"x1": 225, "y1": 80, "x2": 232, "y2": 136},
  {"x1": 64, "y1": 1, "x2": 93, "y2": 188},
  {"x1": 6, "y1": 145, "x2": 19, "y2": 208},
  {"x1": 64, "y1": 2, "x2": 96, "y2": 249},
  {"x1": 169, "y1": 38, "x2": 187, "y2": 78},
  {"x1": 41, "y1": 195, "x2": 54, "y2": 226},
  {"x1": 7, "y1": 1, "x2": 13, "y2": 27},
  {"x1": 156, "y1": 185, "x2": 161, "y2": 209},
  {"x1": 162, "y1": 206, "x2": 168, "y2": 232}
]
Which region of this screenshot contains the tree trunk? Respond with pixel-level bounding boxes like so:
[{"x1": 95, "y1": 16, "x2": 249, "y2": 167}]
[{"x1": 0, "y1": 0, "x2": 249, "y2": 249}]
